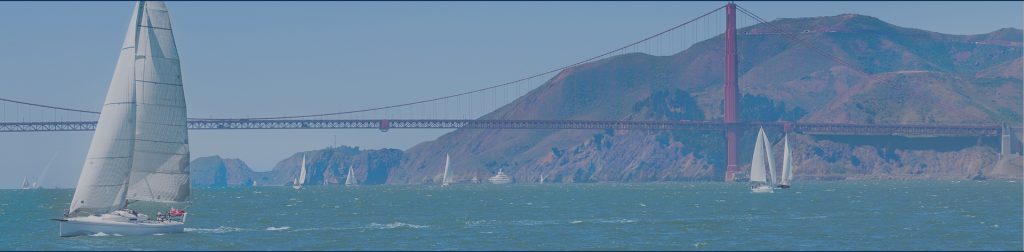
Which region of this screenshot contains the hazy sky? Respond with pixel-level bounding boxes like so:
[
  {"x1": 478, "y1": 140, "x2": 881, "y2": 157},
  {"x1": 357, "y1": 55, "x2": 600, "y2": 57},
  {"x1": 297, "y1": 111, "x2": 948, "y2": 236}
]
[{"x1": 0, "y1": 1, "x2": 1020, "y2": 188}]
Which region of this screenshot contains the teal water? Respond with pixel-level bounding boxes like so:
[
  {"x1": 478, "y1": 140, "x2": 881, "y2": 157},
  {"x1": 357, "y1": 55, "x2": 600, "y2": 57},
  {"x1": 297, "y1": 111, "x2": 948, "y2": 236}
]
[{"x1": 1, "y1": 181, "x2": 1021, "y2": 250}]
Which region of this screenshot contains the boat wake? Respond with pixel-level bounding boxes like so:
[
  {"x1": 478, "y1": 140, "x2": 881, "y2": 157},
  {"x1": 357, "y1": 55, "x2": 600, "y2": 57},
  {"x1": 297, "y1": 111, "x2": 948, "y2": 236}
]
[{"x1": 266, "y1": 226, "x2": 291, "y2": 231}]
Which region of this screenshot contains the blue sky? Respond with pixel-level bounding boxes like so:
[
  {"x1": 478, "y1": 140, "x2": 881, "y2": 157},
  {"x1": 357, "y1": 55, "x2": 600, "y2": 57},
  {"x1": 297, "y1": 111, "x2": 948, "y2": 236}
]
[{"x1": 0, "y1": 1, "x2": 1020, "y2": 188}]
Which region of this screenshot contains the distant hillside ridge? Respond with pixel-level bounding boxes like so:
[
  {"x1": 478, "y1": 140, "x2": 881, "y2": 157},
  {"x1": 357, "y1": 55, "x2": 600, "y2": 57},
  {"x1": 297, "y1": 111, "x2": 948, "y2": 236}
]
[
  {"x1": 192, "y1": 13, "x2": 1023, "y2": 185},
  {"x1": 395, "y1": 13, "x2": 1022, "y2": 183}
]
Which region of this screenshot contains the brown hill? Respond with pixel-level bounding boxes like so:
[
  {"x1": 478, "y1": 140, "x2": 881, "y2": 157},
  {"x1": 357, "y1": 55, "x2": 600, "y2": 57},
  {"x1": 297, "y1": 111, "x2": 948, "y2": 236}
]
[{"x1": 394, "y1": 14, "x2": 1022, "y2": 183}]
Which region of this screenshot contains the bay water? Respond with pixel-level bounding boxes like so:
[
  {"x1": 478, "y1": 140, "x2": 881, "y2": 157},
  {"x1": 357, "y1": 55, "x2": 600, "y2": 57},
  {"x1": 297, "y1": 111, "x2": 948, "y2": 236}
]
[{"x1": 1, "y1": 180, "x2": 1021, "y2": 250}]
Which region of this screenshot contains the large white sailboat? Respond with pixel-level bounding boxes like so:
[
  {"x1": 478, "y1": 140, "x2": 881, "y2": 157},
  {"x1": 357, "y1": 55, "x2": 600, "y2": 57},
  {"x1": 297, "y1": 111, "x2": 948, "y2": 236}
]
[
  {"x1": 58, "y1": 1, "x2": 191, "y2": 237},
  {"x1": 344, "y1": 165, "x2": 357, "y2": 187},
  {"x1": 294, "y1": 154, "x2": 308, "y2": 189},
  {"x1": 777, "y1": 134, "x2": 794, "y2": 189},
  {"x1": 750, "y1": 127, "x2": 776, "y2": 193},
  {"x1": 441, "y1": 154, "x2": 452, "y2": 187}
]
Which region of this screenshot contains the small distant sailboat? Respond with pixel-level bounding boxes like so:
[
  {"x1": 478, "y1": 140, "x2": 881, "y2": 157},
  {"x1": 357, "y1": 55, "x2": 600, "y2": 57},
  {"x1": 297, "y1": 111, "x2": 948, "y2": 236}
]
[
  {"x1": 293, "y1": 154, "x2": 308, "y2": 189},
  {"x1": 441, "y1": 154, "x2": 452, "y2": 187},
  {"x1": 345, "y1": 165, "x2": 357, "y2": 187},
  {"x1": 539, "y1": 174, "x2": 546, "y2": 184},
  {"x1": 471, "y1": 176, "x2": 480, "y2": 184},
  {"x1": 21, "y1": 178, "x2": 31, "y2": 190},
  {"x1": 750, "y1": 127, "x2": 776, "y2": 193},
  {"x1": 488, "y1": 169, "x2": 512, "y2": 184},
  {"x1": 57, "y1": 1, "x2": 191, "y2": 237},
  {"x1": 777, "y1": 134, "x2": 794, "y2": 189}
]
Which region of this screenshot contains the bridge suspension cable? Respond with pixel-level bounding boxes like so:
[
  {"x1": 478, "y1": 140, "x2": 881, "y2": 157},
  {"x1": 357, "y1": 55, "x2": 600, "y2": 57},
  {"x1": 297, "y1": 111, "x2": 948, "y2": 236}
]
[
  {"x1": 191, "y1": 4, "x2": 728, "y2": 120},
  {"x1": 0, "y1": 97, "x2": 99, "y2": 115},
  {"x1": 3, "y1": 3, "x2": 730, "y2": 121}
]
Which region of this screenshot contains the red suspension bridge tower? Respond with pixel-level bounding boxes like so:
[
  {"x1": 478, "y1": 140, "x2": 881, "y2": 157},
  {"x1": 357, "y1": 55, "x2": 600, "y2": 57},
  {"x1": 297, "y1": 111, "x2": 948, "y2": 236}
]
[{"x1": 723, "y1": 2, "x2": 741, "y2": 182}]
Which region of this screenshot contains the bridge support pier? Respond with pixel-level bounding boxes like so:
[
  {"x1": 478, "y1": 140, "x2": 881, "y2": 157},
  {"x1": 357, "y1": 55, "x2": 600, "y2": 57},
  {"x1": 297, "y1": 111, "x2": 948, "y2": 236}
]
[{"x1": 723, "y1": 3, "x2": 740, "y2": 182}]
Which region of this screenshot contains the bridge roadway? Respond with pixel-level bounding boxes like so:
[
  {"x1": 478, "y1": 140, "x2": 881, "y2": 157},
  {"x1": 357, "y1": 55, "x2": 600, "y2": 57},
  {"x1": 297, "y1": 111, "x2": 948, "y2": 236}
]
[{"x1": 0, "y1": 119, "x2": 1008, "y2": 137}]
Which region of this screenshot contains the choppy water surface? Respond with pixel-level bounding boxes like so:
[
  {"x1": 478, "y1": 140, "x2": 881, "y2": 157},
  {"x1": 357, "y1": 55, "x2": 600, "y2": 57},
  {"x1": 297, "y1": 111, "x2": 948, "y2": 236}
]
[{"x1": 1, "y1": 180, "x2": 1021, "y2": 250}]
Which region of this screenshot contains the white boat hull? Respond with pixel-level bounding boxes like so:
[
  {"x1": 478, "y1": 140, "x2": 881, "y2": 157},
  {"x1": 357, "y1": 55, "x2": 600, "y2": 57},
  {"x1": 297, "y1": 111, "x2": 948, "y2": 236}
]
[
  {"x1": 59, "y1": 216, "x2": 184, "y2": 237},
  {"x1": 751, "y1": 184, "x2": 774, "y2": 194}
]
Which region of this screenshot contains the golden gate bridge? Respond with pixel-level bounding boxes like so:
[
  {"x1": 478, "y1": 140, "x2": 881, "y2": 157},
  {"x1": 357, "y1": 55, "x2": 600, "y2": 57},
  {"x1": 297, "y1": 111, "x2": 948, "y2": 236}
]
[{"x1": 0, "y1": 3, "x2": 1017, "y2": 181}]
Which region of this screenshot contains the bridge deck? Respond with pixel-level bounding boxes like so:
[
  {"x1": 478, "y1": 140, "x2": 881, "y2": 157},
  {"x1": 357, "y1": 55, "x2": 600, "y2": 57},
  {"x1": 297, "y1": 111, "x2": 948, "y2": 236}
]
[{"x1": 0, "y1": 119, "x2": 1007, "y2": 137}]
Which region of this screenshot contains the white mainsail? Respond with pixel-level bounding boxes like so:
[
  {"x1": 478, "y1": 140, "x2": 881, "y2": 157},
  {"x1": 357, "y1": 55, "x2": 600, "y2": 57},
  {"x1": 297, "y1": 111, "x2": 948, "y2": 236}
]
[
  {"x1": 345, "y1": 165, "x2": 357, "y2": 186},
  {"x1": 69, "y1": 2, "x2": 145, "y2": 215},
  {"x1": 70, "y1": 1, "x2": 189, "y2": 214},
  {"x1": 441, "y1": 154, "x2": 451, "y2": 187},
  {"x1": 22, "y1": 178, "x2": 31, "y2": 189},
  {"x1": 749, "y1": 128, "x2": 768, "y2": 184},
  {"x1": 779, "y1": 134, "x2": 793, "y2": 187},
  {"x1": 126, "y1": 1, "x2": 190, "y2": 203}
]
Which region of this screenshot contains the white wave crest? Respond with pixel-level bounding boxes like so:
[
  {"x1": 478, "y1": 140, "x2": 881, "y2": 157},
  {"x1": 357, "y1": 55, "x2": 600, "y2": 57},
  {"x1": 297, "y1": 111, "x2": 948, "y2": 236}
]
[
  {"x1": 266, "y1": 226, "x2": 291, "y2": 231},
  {"x1": 512, "y1": 220, "x2": 558, "y2": 226},
  {"x1": 367, "y1": 222, "x2": 428, "y2": 229},
  {"x1": 596, "y1": 218, "x2": 637, "y2": 224},
  {"x1": 184, "y1": 226, "x2": 248, "y2": 234}
]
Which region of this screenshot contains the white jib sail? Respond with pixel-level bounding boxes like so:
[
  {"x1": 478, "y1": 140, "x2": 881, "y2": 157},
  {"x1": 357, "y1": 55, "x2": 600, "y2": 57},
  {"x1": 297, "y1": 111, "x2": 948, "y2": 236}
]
[
  {"x1": 762, "y1": 129, "x2": 777, "y2": 187},
  {"x1": 69, "y1": 2, "x2": 145, "y2": 215},
  {"x1": 126, "y1": 1, "x2": 190, "y2": 203},
  {"x1": 780, "y1": 134, "x2": 793, "y2": 186},
  {"x1": 749, "y1": 128, "x2": 767, "y2": 184}
]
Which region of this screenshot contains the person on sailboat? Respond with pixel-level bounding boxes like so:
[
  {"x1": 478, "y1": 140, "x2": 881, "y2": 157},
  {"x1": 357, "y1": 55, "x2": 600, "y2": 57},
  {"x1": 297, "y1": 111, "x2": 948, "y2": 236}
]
[{"x1": 169, "y1": 207, "x2": 186, "y2": 217}]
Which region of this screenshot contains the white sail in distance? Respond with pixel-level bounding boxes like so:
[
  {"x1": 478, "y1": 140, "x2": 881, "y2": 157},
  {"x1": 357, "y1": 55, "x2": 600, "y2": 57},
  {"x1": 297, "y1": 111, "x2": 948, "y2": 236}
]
[
  {"x1": 442, "y1": 154, "x2": 451, "y2": 186},
  {"x1": 299, "y1": 155, "x2": 308, "y2": 186},
  {"x1": 345, "y1": 165, "x2": 357, "y2": 186},
  {"x1": 126, "y1": 1, "x2": 190, "y2": 203},
  {"x1": 69, "y1": 2, "x2": 145, "y2": 215},
  {"x1": 779, "y1": 134, "x2": 793, "y2": 187},
  {"x1": 749, "y1": 128, "x2": 768, "y2": 184}
]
